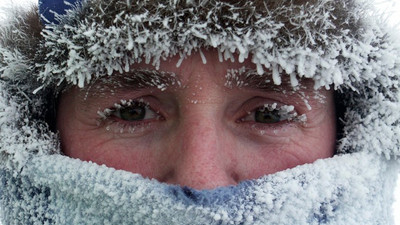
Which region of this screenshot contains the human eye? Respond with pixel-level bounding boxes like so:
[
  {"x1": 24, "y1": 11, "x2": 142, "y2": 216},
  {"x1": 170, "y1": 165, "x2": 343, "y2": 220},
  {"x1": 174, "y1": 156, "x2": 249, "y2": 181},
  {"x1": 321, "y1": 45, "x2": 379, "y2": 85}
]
[
  {"x1": 241, "y1": 103, "x2": 306, "y2": 124},
  {"x1": 237, "y1": 101, "x2": 308, "y2": 138},
  {"x1": 242, "y1": 103, "x2": 283, "y2": 124},
  {"x1": 112, "y1": 100, "x2": 157, "y2": 121},
  {"x1": 97, "y1": 99, "x2": 164, "y2": 134}
]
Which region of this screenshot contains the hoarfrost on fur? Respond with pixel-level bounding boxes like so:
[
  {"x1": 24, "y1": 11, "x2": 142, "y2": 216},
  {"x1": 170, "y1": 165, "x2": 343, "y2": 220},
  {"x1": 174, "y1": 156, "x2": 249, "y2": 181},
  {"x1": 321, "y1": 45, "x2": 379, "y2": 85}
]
[
  {"x1": 0, "y1": 81, "x2": 59, "y2": 171},
  {"x1": 35, "y1": 0, "x2": 400, "y2": 92}
]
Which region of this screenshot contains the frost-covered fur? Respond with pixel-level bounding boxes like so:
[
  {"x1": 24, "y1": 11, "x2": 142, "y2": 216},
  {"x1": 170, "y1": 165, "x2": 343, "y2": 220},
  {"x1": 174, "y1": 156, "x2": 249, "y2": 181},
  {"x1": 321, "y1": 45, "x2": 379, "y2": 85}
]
[{"x1": 0, "y1": 0, "x2": 399, "y2": 224}]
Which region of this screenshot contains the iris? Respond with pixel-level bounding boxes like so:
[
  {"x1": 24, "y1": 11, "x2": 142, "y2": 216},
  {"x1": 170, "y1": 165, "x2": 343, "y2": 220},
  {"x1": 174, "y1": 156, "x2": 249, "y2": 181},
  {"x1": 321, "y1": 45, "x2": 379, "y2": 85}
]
[
  {"x1": 255, "y1": 109, "x2": 281, "y2": 124},
  {"x1": 117, "y1": 104, "x2": 146, "y2": 121}
]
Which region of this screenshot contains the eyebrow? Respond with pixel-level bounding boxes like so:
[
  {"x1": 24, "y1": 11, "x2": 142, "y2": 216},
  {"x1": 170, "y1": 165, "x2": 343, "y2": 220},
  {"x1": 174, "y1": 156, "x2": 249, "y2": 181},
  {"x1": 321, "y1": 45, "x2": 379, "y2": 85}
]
[
  {"x1": 224, "y1": 67, "x2": 315, "y2": 93},
  {"x1": 81, "y1": 69, "x2": 181, "y2": 98}
]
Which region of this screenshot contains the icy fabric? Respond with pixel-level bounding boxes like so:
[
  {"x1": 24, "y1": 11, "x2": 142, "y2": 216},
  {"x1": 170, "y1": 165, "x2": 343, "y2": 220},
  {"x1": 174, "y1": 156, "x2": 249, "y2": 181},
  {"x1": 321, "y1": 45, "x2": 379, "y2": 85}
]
[{"x1": 0, "y1": 152, "x2": 398, "y2": 225}]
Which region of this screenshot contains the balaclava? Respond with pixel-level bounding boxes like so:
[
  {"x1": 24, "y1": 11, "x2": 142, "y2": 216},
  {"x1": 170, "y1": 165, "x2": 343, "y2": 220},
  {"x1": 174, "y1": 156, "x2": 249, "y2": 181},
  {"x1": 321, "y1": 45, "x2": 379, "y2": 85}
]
[{"x1": 0, "y1": 0, "x2": 399, "y2": 224}]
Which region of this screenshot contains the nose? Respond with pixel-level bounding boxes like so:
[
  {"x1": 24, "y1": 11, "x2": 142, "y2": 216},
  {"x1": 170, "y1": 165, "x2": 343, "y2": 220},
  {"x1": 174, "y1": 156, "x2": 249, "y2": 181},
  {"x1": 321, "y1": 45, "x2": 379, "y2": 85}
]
[{"x1": 164, "y1": 115, "x2": 238, "y2": 190}]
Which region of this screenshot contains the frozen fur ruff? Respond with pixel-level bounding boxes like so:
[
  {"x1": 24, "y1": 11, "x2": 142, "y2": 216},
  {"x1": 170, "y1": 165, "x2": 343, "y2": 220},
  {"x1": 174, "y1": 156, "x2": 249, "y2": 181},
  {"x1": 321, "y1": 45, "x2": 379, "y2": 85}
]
[{"x1": 0, "y1": 0, "x2": 400, "y2": 224}]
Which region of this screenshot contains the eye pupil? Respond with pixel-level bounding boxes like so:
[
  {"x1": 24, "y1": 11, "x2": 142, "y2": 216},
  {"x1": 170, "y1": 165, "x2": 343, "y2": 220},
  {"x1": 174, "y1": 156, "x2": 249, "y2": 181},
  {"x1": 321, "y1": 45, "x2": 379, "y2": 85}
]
[
  {"x1": 119, "y1": 105, "x2": 146, "y2": 121},
  {"x1": 255, "y1": 109, "x2": 281, "y2": 124}
]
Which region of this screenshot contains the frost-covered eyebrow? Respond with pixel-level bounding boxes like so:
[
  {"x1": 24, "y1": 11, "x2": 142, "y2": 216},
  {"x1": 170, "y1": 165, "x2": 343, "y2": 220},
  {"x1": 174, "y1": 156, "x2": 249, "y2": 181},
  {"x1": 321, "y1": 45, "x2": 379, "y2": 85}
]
[
  {"x1": 225, "y1": 68, "x2": 315, "y2": 92},
  {"x1": 83, "y1": 69, "x2": 180, "y2": 97}
]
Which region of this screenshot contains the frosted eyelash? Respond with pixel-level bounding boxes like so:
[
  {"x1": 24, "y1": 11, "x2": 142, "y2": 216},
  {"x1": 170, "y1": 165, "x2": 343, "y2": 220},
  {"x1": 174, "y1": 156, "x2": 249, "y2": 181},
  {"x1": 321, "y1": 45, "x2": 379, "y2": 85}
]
[
  {"x1": 259, "y1": 103, "x2": 307, "y2": 123},
  {"x1": 96, "y1": 99, "x2": 156, "y2": 134},
  {"x1": 97, "y1": 99, "x2": 148, "y2": 119}
]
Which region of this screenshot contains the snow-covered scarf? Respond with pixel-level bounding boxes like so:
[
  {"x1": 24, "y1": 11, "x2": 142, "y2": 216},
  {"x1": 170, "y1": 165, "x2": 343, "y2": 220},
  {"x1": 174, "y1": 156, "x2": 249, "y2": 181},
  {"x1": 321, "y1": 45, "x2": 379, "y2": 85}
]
[{"x1": 0, "y1": 0, "x2": 399, "y2": 224}]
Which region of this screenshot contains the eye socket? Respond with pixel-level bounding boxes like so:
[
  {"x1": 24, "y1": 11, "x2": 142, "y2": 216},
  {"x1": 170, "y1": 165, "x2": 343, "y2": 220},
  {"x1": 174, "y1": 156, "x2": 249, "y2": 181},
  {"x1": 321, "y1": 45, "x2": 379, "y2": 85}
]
[{"x1": 111, "y1": 101, "x2": 158, "y2": 122}]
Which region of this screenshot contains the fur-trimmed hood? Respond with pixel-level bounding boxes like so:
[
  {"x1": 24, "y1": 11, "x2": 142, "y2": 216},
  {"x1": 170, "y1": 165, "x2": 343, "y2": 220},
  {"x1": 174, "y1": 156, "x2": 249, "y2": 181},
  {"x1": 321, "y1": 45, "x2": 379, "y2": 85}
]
[{"x1": 0, "y1": 0, "x2": 399, "y2": 224}]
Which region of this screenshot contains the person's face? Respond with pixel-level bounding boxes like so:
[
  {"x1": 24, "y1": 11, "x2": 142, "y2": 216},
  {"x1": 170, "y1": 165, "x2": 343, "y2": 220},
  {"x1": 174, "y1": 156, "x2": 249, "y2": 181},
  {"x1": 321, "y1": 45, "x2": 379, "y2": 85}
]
[{"x1": 57, "y1": 49, "x2": 336, "y2": 190}]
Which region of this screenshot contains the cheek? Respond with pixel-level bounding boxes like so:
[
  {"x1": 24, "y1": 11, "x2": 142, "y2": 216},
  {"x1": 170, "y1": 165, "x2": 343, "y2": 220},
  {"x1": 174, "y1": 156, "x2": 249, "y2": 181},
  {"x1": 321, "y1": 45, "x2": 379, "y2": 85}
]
[
  {"x1": 237, "y1": 132, "x2": 335, "y2": 180},
  {"x1": 62, "y1": 129, "x2": 164, "y2": 178},
  {"x1": 237, "y1": 115, "x2": 336, "y2": 180}
]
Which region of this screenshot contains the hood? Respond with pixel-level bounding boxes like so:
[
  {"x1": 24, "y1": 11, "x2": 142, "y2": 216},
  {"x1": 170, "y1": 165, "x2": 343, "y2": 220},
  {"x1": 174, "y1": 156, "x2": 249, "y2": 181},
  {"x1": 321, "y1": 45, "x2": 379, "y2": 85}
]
[{"x1": 0, "y1": 0, "x2": 400, "y2": 224}]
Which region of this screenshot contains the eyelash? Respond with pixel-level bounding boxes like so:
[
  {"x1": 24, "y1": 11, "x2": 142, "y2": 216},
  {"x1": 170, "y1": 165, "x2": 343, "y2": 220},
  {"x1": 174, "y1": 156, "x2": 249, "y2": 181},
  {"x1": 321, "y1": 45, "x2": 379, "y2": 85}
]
[
  {"x1": 97, "y1": 99, "x2": 163, "y2": 133},
  {"x1": 236, "y1": 102, "x2": 307, "y2": 136},
  {"x1": 241, "y1": 103, "x2": 306, "y2": 122}
]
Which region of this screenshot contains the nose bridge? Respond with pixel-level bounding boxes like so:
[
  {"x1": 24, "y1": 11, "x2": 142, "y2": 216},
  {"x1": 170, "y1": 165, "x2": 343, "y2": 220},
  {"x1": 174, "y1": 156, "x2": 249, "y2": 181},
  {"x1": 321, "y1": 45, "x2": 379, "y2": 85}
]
[
  {"x1": 168, "y1": 109, "x2": 236, "y2": 189},
  {"x1": 182, "y1": 116, "x2": 218, "y2": 157}
]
